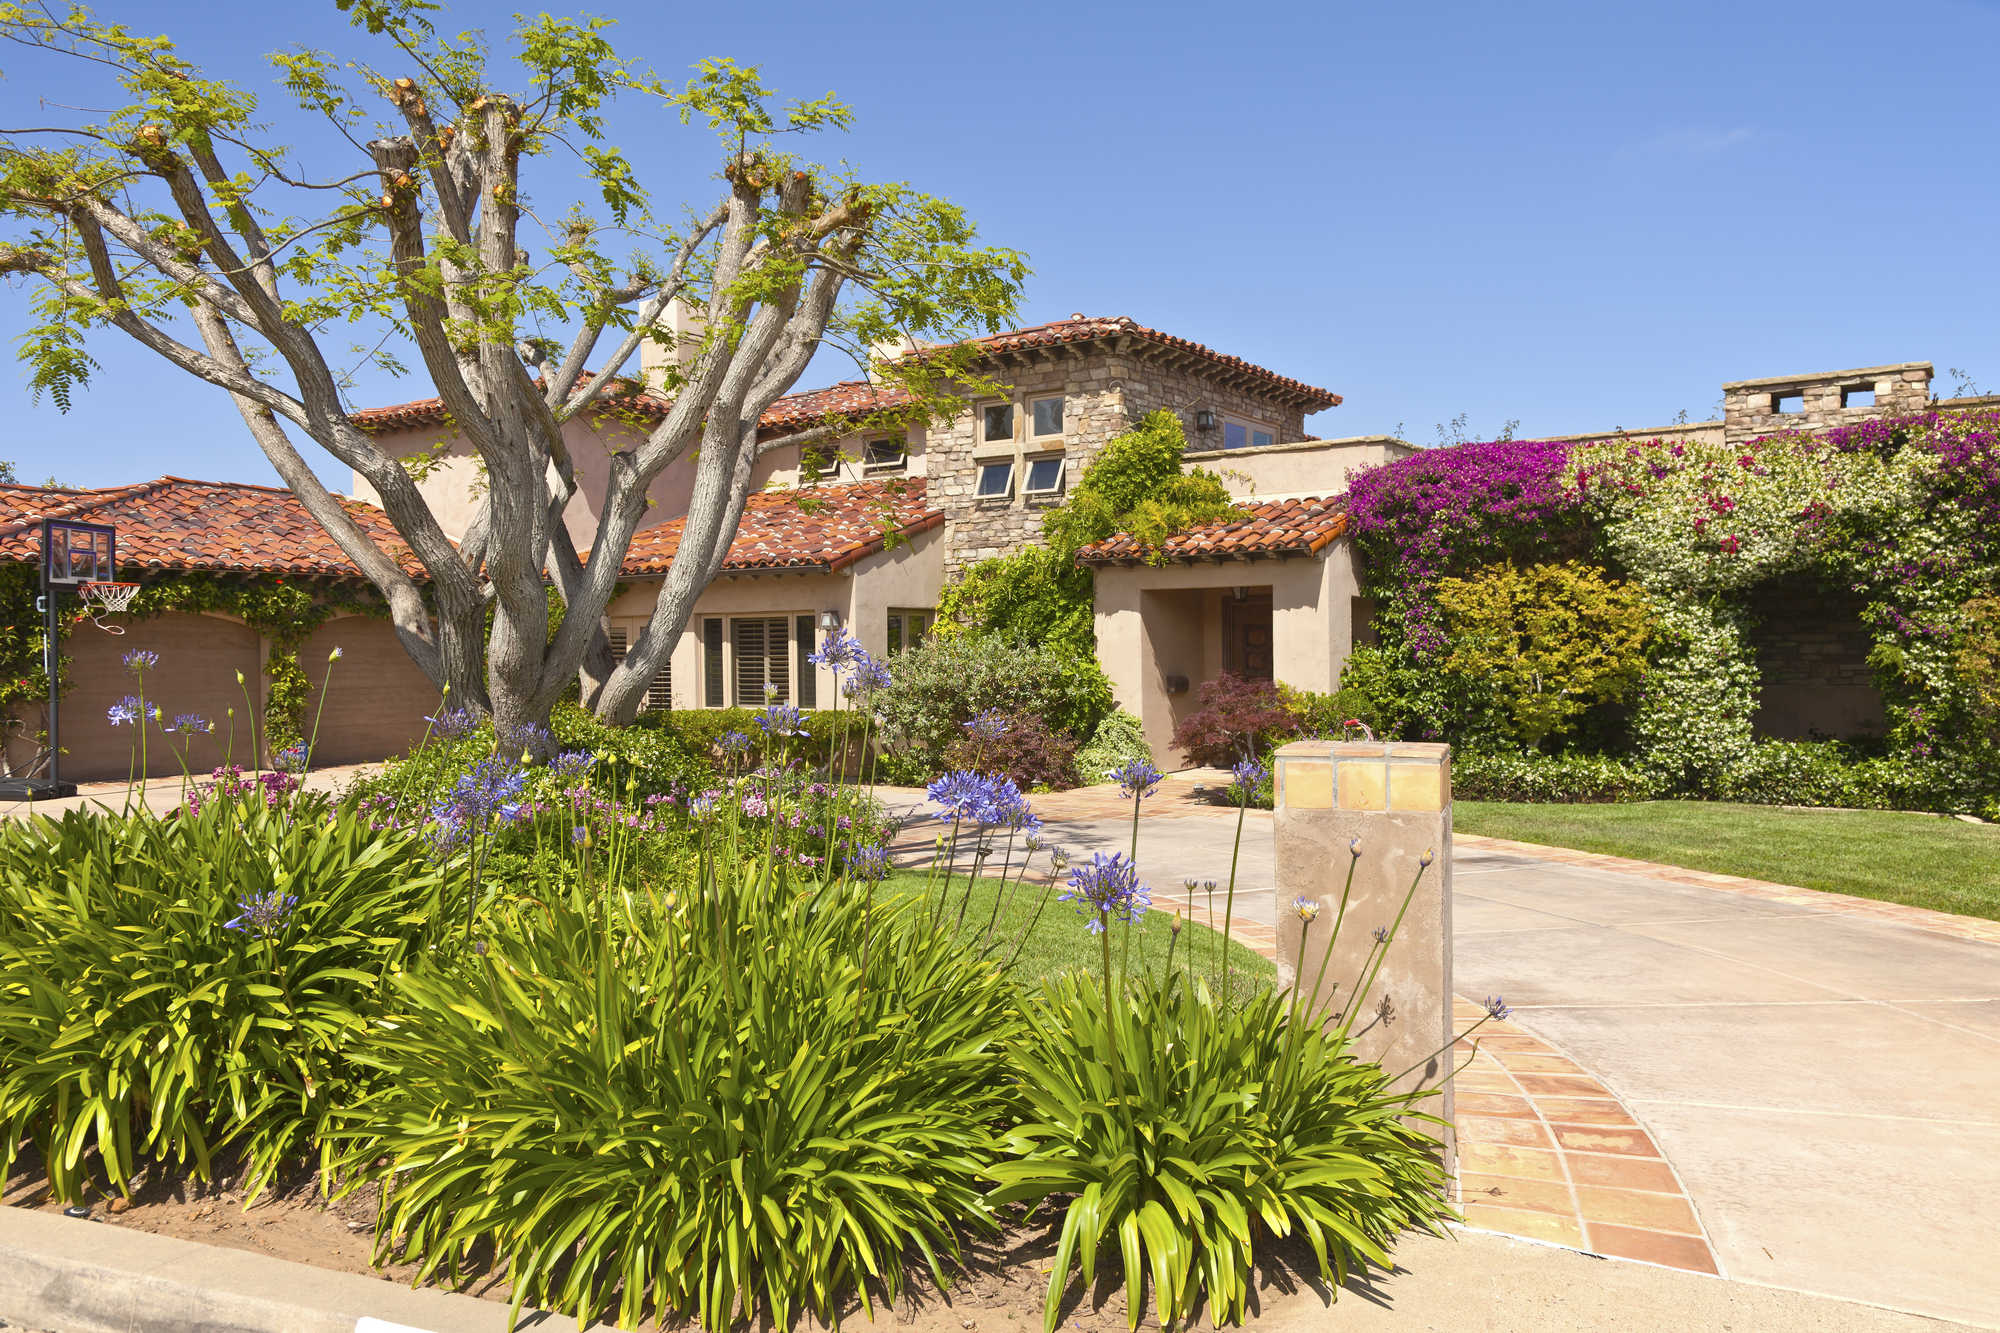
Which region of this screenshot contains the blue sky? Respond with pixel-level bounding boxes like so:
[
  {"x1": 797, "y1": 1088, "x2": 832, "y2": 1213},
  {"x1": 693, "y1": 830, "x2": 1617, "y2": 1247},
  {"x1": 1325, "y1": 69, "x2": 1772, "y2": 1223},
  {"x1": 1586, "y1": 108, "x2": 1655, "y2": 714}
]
[{"x1": 3, "y1": 0, "x2": 1998, "y2": 489}]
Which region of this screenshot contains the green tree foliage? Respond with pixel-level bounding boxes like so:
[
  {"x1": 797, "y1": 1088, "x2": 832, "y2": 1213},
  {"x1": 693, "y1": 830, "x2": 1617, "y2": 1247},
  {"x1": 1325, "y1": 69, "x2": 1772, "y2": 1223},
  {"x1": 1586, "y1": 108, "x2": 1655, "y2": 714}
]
[
  {"x1": 1959, "y1": 593, "x2": 2000, "y2": 737},
  {"x1": 938, "y1": 411, "x2": 1238, "y2": 652},
  {"x1": 1434, "y1": 561, "x2": 1654, "y2": 751}
]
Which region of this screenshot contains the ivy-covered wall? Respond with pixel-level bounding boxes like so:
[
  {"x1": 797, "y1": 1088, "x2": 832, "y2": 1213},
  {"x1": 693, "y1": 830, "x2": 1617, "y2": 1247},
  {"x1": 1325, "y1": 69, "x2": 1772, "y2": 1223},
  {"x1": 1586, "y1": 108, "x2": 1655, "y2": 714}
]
[{"x1": 1339, "y1": 408, "x2": 2000, "y2": 816}]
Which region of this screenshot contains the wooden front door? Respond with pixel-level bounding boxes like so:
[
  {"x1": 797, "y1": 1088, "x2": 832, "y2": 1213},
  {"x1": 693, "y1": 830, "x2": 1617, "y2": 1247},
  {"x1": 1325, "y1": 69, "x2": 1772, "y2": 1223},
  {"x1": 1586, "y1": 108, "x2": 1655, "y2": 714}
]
[{"x1": 1223, "y1": 591, "x2": 1274, "y2": 681}]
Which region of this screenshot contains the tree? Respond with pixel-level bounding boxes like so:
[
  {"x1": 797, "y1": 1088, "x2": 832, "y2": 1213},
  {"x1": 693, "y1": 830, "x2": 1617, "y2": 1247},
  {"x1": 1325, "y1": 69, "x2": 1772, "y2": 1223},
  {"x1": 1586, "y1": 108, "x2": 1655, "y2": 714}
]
[
  {"x1": 938, "y1": 411, "x2": 1237, "y2": 654},
  {"x1": 0, "y1": 1, "x2": 1025, "y2": 730}
]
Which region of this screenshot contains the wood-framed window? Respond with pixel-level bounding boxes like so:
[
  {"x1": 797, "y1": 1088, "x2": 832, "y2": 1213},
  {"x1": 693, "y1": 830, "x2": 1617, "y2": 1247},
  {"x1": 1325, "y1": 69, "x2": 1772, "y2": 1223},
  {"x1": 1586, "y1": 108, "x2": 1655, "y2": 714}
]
[
  {"x1": 886, "y1": 608, "x2": 933, "y2": 655},
  {"x1": 981, "y1": 403, "x2": 1015, "y2": 443},
  {"x1": 1023, "y1": 454, "x2": 1066, "y2": 498},
  {"x1": 1222, "y1": 420, "x2": 1276, "y2": 451},
  {"x1": 1029, "y1": 395, "x2": 1065, "y2": 439},
  {"x1": 975, "y1": 460, "x2": 1015, "y2": 500},
  {"x1": 863, "y1": 436, "x2": 907, "y2": 473},
  {"x1": 606, "y1": 626, "x2": 672, "y2": 712}
]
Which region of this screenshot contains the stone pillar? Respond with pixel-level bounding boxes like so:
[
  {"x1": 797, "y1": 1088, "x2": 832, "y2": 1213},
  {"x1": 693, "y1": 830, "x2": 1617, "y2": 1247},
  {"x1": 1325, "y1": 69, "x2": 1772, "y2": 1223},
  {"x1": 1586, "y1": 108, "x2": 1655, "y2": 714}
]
[{"x1": 1272, "y1": 739, "x2": 1455, "y2": 1166}]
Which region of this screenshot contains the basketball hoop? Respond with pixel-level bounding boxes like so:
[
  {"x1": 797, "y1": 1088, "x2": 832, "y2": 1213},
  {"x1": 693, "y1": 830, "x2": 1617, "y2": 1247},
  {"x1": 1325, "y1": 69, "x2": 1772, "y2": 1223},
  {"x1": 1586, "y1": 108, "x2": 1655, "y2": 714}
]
[{"x1": 79, "y1": 581, "x2": 139, "y2": 632}]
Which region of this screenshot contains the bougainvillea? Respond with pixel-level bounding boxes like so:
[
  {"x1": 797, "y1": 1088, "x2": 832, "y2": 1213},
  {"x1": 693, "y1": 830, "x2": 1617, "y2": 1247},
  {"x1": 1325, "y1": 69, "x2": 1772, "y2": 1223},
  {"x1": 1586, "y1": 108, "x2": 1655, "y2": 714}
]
[
  {"x1": 1345, "y1": 438, "x2": 1586, "y2": 656},
  {"x1": 1345, "y1": 408, "x2": 2000, "y2": 813}
]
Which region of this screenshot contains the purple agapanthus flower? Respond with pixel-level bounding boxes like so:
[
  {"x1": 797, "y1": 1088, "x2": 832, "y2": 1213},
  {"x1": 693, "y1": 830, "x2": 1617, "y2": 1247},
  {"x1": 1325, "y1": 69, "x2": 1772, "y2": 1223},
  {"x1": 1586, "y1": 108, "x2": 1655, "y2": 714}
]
[
  {"x1": 274, "y1": 743, "x2": 309, "y2": 774},
  {"x1": 806, "y1": 628, "x2": 864, "y2": 672},
  {"x1": 426, "y1": 706, "x2": 479, "y2": 739},
  {"x1": 548, "y1": 750, "x2": 593, "y2": 777},
  {"x1": 225, "y1": 890, "x2": 297, "y2": 939},
  {"x1": 720, "y1": 730, "x2": 752, "y2": 755},
  {"x1": 121, "y1": 648, "x2": 159, "y2": 673},
  {"x1": 1058, "y1": 852, "x2": 1151, "y2": 932},
  {"x1": 1109, "y1": 757, "x2": 1163, "y2": 800},
  {"x1": 168, "y1": 713, "x2": 214, "y2": 735},
  {"x1": 755, "y1": 703, "x2": 807, "y2": 738},
  {"x1": 927, "y1": 770, "x2": 997, "y2": 821},
  {"x1": 845, "y1": 842, "x2": 891, "y2": 881},
  {"x1": 842, "y1": 655, "x2": 891, "y2": 697},
  {"x1": 106, "y1": 695, "x2": 151, "y2": 727},
  {"x1": 1230, "y1": 757, "x2": 1268, "y2": 800},
  {"x1": 1484, "y1": 994, "x2": 1511, "y2": 1020},
  {"x1": 963, "y1": 709, "x2": 1008, "y2": 743},
  {"x1": 979, "y1": 778, "x2": 1039, "y2": 834},
  {"x1": 503, "y1": 722, "x2": 558, "y2": 763},
  {"x1": 431, "y1": 757, "x2": 528, "y2": 833}
]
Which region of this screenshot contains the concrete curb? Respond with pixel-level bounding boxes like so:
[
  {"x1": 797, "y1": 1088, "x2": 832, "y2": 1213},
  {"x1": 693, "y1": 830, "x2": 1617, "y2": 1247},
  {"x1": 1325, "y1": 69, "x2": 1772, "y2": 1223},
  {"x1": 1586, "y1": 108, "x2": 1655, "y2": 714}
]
[{"x1": 0, "y1": 1205, "x2": 602, "y2": 1333}]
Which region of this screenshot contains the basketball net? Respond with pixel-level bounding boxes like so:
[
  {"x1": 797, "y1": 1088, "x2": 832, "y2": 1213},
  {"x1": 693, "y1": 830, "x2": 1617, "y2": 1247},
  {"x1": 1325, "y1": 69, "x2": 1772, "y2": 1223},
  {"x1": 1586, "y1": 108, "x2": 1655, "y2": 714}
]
[{"x1": 78, "y1": 581, "x2": 138, "y2": 635}]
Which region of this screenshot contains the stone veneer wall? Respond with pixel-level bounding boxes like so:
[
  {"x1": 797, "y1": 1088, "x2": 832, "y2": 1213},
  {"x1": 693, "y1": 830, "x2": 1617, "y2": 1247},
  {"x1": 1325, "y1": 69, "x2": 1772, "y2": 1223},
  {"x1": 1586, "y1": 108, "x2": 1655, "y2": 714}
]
[
  {"x1": 931, "y1": 347, "x2": 1314, "y2": 572},
  {"x1": 1744, "y1": 578, "x2": 1886, "y2": 741},
  {"x1": 1722, "y1": 363, "x2": 1933, "y2": 446}
]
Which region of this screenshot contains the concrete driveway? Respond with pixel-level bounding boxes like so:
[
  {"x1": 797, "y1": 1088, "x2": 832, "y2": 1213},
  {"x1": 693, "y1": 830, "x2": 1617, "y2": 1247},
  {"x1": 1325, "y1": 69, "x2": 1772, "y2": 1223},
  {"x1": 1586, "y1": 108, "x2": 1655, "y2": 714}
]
[{"x1": 886, "y1": 783, "x2": 2000, "y2": 1327}]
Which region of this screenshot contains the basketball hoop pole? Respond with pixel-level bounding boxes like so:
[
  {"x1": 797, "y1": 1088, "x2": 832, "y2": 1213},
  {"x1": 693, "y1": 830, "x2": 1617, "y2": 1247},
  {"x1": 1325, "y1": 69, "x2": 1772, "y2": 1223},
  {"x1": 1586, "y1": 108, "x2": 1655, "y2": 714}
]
[
  {"x1": 1, "y1": 518, "x2": 114, "y2": 801},
  {"x1": 41, "y1": 576, "x2": 61, "y2": 787}
]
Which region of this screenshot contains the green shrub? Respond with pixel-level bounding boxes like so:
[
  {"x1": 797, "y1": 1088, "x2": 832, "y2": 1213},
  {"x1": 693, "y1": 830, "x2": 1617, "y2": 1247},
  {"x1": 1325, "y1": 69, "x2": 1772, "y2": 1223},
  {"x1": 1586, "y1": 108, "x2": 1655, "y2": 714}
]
[
  {"x1": 1454, "y1": 750, "x2": 1661, "y2": 803},
  {"x1": 1073, "y1": 710, "x2": 1152, "y2": 785},
  {"x1": 340, "y1": 869, "x2": 1022, "y2": 1330},
  {"x1": 0, "y1": 795, "x2": 451, "y2": 1200},
  {"x1": 1717, "y1": 740, "x2": 1983, "y2": 815},
  {"x1": 992, "y1": 973, "x2": 1454, "y2": 1331},
  {"x1": 872, "y1": 636, "x2": 1113, "y2": 783},
  {"x1": 641, "y1": 704, "x2": 868, "y2": 778}
]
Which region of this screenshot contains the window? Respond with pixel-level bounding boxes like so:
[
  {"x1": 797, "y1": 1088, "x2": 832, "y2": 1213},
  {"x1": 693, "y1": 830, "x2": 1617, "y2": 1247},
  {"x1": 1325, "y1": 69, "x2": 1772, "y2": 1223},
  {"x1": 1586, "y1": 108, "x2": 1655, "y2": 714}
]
[
  {"x1": 981, "y1": 403, "x2": 1015, "y2": 442},
  {"x1": 800, "y1": 443, "x2": 837, "y2": 481},
  {"x1": 703, "y1": 617, "x2": 724, "y2": 707},
  {"x1": 887, "y1": 608, "x2": 933, "y2": 654},
  {"x1": 1223, "y1": 420, "x2": 1275, "y2": 450},
  {"x1": 976, "y1": 460, "x2": 1015, "y2": 500},
  {"x1": 1023, "y1": 455, "x2": 1066, "y2": 498},
  {"x1": 1842, "y1": 386, "x2": 1876, "y2": 408},
  {"x1": 1030, "y1": 396, "x2": 1065, "y2": 438},
  {"x1": 732, "y1": 616, "x2": 792, "y2": 706},
  {"x1": 863, "y1": 436, "x2": 907, "y2": 472},
  {"x1": 607, "y1": 627, "x2": 672, "y2": 711},
  {"x1": 795, "y1": 615, "x2": 818, "y2": 708},
  {"x1": 1773, "y1": 393, "x2": 1805, "y2": 414}
]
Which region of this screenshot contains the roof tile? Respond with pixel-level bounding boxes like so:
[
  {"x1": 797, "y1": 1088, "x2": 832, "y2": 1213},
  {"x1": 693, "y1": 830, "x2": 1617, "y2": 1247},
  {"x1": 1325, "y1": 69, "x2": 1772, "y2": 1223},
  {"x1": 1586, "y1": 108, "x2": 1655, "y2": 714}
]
[
  {"x1": 608, "y1": 478, "x2": 940, "y2": 576},
  {"x1": 1075, "y1": 495, "x2": 1348, "y2": 565}
]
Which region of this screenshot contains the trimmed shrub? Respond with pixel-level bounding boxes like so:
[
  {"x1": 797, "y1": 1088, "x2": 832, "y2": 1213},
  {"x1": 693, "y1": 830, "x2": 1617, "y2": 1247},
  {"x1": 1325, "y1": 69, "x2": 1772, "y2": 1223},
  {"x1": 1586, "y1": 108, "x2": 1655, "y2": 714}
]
[
  {"x1": 872, "y1": 636, "x2": 1113, "y2": 783},
  {"x1": 1454, "y1": 750, "x2": 1661, "y2": 804},
  {"x1": 944, "y1": 708, "x2": 1079, "y2": 790},
  {"x1": 638, "y1": 705, "x2": 868, "y2": 778},
  {"x1": 1168, "y1": 673, "x2": 1299, "y2": 767},
  {"x1": 1072, "y1": 709, "x2": 1152, "y2": 785}
]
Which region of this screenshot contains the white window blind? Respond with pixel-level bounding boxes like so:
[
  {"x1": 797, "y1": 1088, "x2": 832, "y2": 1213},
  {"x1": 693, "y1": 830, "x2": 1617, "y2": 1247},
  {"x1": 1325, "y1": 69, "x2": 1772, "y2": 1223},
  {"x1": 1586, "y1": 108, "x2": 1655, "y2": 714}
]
[
  {"x1": 732, "y1": 617, "x2": 792, "y2": 706},
  {"x1": 607, "y1": 627, "x2": 672, "y2": 712}
]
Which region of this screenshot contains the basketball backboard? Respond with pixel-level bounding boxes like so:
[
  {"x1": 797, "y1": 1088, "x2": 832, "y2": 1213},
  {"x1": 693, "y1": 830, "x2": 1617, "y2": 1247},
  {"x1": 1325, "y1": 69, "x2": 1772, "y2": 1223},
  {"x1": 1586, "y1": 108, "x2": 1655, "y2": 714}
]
[{"x1": 42, "y1": 519, "x2": 115, "y2": 587}]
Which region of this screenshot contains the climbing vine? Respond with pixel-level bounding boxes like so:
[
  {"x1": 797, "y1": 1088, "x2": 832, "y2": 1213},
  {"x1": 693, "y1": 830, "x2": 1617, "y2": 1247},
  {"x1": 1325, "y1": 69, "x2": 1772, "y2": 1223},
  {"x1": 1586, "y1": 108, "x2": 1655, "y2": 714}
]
[{"x1": 1, "y1": 566, "x2": 387, "y2": 764}]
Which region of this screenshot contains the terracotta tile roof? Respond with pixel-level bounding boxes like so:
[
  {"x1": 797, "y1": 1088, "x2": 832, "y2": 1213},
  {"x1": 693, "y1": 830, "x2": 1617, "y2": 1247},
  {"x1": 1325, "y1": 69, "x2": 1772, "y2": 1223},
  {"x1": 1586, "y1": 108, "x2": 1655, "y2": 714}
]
[
  {"x1": 608, "y1": 479, "x2": 941, "y2": 576},
  {"x1": 1074, "y1": 496, "x2": 1349, "y2": 566},
  {"x1": 0, "y1": 477, "x2": 419, "y2": 580},
  {"x1": 351, "y1": 313, "x2": 1338, "y2": 430},
  {"x1": 943, "y1": 314, "x2": 1341, "y2": 412}
]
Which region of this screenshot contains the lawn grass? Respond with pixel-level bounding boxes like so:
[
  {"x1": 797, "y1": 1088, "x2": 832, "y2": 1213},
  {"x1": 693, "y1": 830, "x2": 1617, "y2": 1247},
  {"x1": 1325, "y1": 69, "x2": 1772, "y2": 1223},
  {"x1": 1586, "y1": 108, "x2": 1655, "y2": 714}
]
[
  {"x1": 879, "y1": 868, "x2": 1277, "y2": 1003},
  {"x1": 1454, "y1": 799, "x2": 2000, "y2": 921}
]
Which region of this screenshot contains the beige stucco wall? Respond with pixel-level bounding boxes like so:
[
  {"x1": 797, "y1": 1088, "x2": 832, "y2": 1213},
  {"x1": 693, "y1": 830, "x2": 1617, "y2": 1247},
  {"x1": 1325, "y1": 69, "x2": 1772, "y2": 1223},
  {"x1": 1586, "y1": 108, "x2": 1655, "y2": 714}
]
[
  {"x1": 604, "y1": 525, "x2": 945, "y2": 710},
  {"x1": 1186, "y1": 436, "x2": 1416, "y2": 500},
  {"x1": 48, "y1": 611, "x2": 264, "y2": 781},
  {"x1": 1092, "y1": 543, "x2": 1361, "y2": 767}
]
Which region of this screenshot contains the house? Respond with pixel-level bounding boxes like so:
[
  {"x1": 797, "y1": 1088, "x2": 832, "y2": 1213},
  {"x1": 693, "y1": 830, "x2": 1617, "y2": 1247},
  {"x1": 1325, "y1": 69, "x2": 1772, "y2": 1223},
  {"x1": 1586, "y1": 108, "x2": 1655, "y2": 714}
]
[
  {"x1": 1, "y1": 477, "x2": 435, "y2": 781},
  {"x1": 349, "y1": 313, "x2": 1367, "y2": 719}
]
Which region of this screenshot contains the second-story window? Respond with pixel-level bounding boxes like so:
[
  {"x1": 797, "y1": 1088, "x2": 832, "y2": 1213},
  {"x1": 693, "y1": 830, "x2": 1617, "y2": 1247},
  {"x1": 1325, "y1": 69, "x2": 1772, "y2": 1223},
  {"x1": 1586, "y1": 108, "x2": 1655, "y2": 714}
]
[
  {"x1": 976, "y1": 460, "x2": 1015, "y2": 500},
  {"x1": 1030, "y1": 395, "x2": 1065, "y2": 439},
  {"x1": 863, "y1": 436, "x2": 907, "y2": 472},
  {"x1": 1223, "y1": 421, "x2": 1275, "y2": 450},
  {"x1": 800, "y1": 443, "x2": 837, "y2": 480},
  {"x1": 982, "y1": 403, "x2": 1015, "y2": 442},
  {"x1": 1023, "y1": 455, "x2": 1066, "y2": 498}
]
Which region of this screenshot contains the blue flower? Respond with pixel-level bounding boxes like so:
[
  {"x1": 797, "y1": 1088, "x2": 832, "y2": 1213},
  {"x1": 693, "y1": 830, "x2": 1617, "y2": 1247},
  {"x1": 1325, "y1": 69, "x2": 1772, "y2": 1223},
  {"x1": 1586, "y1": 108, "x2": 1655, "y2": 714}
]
[
  {"x1": 274, "y1": 744, "x2": 309, "y2": 774},
  {"x1": 845, "y1": 842, "x2": 891, "y2": 881},
  {"x1": 225, "y1": 890, "x2": 297, "y2": 939},
  {"x1": 430, "y1": 757, "x2": 528, "y2": 834},
  {"x1": 755, "y1": 703, "x2": 806, "y2": 738},
  {"x1": 426, "y1": 706, "x2": 479, "y2": 739},
  {"x1": 963, "y1": 709, "x2": 1008, "y2": 742},
  {"x1": 167, "y1": 713, "x2": 213, "y2": 735},
  {"x1": 927, "y1": 770, "x2": 996, "y2": 820},
  {"x1": 121, "y1": 648, "x2": 159, "y2": 673},
  {"x1": 549, "y1": 750, "x2": 594, "y2": 777},
  {"x1": 503, "y1": 722, "x2": 557, "y2": 763},
  {"x1": 1057, "y1": 852, "x2": 1151, "y2": 931},
  {"x1": 571, "y1": 824, "x2": 589, "y2": 845},
  {"x1": 1372, "y1": 925, "x2": 1391, "y2": 945},
  {"x1": 719, "y1": 730, "x2": 752, "y2": 755},
  {"x1": 1484, "y1": 994, "x2": 1511, "y2": 1021},
  {"x1": 842, "y1": 655, "x2": 891, "y2": 697},
  {"x1": 106, "y1": 695, "x2": 144, "y2": 727},
  {"x1": 979, "y1": 778, "x2": 1039, "y2": 833},
  {"x1": 806, "y1": 628, "x2": 864, "y2": 672},
  {"x1": 1109, "y1": 757, "x2": 1163, "y2": 800},
  {"x1": 1230, "y1": 757, "x2": 1268, "y2": 800}
]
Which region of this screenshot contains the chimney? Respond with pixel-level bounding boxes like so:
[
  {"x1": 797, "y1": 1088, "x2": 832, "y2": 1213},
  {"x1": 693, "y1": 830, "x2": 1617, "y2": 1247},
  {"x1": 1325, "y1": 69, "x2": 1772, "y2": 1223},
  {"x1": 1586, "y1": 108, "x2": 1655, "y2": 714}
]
[
  {"x1": 865, "y1": 331, "x2": 915, "y2": 385},
  {"x1": 639, "y1": 298, "x2": 707, "y2": 391}
]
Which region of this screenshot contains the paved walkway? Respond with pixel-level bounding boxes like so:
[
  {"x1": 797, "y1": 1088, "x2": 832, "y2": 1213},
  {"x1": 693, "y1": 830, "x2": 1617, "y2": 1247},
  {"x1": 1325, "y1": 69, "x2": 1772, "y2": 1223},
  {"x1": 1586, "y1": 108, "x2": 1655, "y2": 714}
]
[
  {"x1": 0, "y1": 763, "x2": 373, "y2": 821},
  {"x1": 887, "y1": 772, "x2": 2000, "y2": 1328}
]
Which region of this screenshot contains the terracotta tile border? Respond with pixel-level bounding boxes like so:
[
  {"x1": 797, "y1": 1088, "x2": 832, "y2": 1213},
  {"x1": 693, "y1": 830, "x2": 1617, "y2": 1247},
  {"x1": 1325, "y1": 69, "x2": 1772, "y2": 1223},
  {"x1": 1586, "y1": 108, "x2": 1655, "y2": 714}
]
[{"x1": 1456, "y1": 832, "x2": 2000, "y2": 945}]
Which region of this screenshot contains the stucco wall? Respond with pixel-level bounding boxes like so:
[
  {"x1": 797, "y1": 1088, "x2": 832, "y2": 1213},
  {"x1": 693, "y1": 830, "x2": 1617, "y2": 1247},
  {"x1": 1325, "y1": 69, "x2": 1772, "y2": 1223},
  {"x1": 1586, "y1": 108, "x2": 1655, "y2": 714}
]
[
  {"x1": 1186, "y1": 436, "x2": 1415, "y2": 500},
  {"x1": 1093, "y1": 545, "x2": 1360, "y2": 767}
]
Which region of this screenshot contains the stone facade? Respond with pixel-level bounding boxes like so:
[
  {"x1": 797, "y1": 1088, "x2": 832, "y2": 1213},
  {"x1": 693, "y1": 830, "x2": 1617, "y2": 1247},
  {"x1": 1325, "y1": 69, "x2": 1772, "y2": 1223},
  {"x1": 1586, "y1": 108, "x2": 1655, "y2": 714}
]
[
  {"x1": 1721, "y1": 362, "x2": 1933, "y2": 446},
  {"x1": 1744, "y1": 578, "x2": 1886, "y2": 741},
  {"x1": 928, "y1": 345, "x2": 1315, "y2": 572}
]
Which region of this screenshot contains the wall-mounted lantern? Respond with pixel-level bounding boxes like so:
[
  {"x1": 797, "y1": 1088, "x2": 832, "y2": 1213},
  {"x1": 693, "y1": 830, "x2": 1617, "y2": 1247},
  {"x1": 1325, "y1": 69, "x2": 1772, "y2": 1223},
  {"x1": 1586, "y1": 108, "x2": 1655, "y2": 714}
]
[
  {"x1": 1164, "y1": 674, "x2": 1190, "y2": 695},
  {"x1": 1194, "y1": 410, "x2": 1217, "y2": 432},
  {"x1": 817, "y1": 608, "x2": 841, "y2": 631}
]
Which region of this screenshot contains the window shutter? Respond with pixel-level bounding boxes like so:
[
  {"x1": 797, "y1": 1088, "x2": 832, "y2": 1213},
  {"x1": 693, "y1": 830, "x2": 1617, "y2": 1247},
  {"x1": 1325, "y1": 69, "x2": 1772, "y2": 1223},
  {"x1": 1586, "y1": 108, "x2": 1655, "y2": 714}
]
[
  {"x1": 703, "y1": 618, "x2": 724, "y2": 707},
  {"x1": 607, "y1": 626, "x2": 672, "y2": 712},
  {"x1": 733, "y1": 617, "x2": 767, "y2": 706},
  {"x1": 796, "y1": 615, "x2": 817, "y2": 709},
  {"x1": 765, "y1": 617, "x2": 790, "y2": 704}
]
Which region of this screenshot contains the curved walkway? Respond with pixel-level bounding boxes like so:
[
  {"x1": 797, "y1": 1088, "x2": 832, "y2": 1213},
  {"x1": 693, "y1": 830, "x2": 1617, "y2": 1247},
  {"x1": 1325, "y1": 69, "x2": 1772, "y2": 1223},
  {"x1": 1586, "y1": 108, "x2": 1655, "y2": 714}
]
[{"x1": 886, "y1": 773, "x2": 2000, "y2": 1327}]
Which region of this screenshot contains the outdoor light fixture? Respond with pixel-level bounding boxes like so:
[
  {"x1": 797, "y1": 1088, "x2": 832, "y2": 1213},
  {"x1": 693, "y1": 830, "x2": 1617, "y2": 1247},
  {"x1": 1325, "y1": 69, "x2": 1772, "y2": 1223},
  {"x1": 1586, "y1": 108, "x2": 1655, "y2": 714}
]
[
  {"x1": 1233, "y1": 586, "x2": 1249, "y2": 602},
  {"x1": 817, "y1": 608, "x2": 841, "y2": 631},
  {"x1": 1194, "y1": 410, "x2": 1217, "y2": 431}
]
